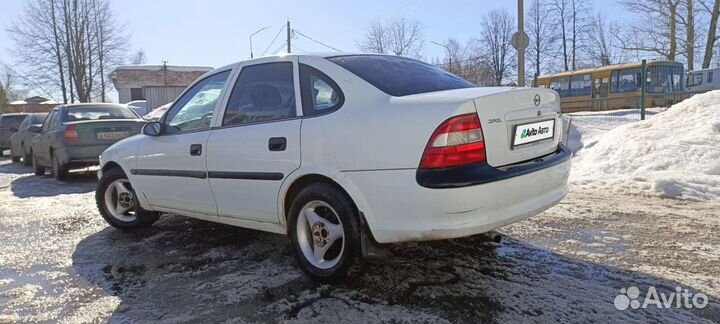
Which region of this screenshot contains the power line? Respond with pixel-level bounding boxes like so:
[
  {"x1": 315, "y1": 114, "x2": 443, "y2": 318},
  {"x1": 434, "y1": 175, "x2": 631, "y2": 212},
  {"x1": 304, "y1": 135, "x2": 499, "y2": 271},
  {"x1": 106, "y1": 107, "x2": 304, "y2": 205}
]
[
  {"x1": 261, "y1": 25, "x2": 286, "y2": 57},
  {"x1": 291, "y1": 44, "x2": 308, "y2": 53},
  {"x1": 293, "y1": 30, "x2": 342, "y2": 52}
]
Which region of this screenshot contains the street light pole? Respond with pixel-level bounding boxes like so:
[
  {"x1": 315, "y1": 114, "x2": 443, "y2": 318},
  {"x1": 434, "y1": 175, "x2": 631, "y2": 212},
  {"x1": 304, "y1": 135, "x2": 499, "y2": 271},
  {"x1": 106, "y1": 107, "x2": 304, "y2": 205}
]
[
  {"x1": 431, "y1": 41, "x2": 452, "y2": 72},
  {"x1": 249, "y1": 26, "x2": 271, "y2": 58}
]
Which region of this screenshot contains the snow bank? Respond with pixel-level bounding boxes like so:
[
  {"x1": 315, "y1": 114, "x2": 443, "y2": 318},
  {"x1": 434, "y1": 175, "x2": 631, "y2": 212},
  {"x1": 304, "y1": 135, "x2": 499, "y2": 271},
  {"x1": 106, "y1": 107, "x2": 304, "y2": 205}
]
[{"x1": 570, "y1": 91, "x2": 720, "y2": 201}]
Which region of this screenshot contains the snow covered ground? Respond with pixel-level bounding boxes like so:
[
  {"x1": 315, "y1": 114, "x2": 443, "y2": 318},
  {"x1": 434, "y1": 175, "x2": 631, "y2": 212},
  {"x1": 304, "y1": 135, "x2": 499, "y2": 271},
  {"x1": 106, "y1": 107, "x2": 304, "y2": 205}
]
[
  {"x1": 0, "y1": 97, "x2": 719, "y2": 323},
  {"x1": 566, "y1": 91, "x2": 720, "y2": 201}
]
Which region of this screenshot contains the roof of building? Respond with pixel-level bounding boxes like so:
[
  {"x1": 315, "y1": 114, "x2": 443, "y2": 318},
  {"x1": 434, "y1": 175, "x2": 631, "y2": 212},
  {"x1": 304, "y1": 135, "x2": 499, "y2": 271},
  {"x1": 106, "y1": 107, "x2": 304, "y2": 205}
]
[{"x1": 112, "y1": 65, "x2": 214, "y2": 73}]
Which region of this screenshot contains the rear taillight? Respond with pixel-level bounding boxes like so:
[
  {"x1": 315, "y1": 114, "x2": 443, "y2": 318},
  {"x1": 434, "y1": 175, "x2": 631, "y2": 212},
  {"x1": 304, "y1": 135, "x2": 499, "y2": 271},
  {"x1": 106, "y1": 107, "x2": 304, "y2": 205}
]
[
  {"x1": 64, "y1": 124, "x2": 80, "y2": 143},
  {"x1": 419, "y1": 113, "x2": 486, "y2": 169}
]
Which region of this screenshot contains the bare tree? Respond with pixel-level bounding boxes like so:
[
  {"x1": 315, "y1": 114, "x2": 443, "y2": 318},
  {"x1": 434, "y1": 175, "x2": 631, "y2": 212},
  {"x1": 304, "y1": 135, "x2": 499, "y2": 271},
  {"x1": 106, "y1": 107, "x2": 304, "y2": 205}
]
[
  {"x1": 130, "y1": 48, "x2": 147, "y2": 65},
  {"x1": 701, "y1": 0, "x2": 720, "y2": 68},
  {"x1": 618, "y1": 0, "x2": 682, "y2": 61},
  {"x1": 686, "y1": 0, "x2": 696, "y2": 70},
  {"x1": 551, "y1": 0, "x2": 591, "y2": 71},
  {"x1": 527, "y1": 0, "x2": 558, "y2": 80},
  {"x1": 477, "y1": 9, "x2": 516, "y2": 85},
  {"x1": 359, "y1": 17, "x2": 424, "y2": 58},
  {"x1": 8, "y1": 0, "x2": 127, "y2": 103},
  {"x1": 587, "y1": 12, "x2": 623, "y2": 66}
]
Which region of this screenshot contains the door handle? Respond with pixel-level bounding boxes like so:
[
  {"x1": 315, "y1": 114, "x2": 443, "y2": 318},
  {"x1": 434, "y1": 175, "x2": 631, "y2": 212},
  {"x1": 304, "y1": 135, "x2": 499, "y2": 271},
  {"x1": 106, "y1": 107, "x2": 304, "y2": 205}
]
[
  {"x1": 268, "y1": 137, "x2": 287, "y2": 151},
  {"x1": 190, "y1": 144, "x2": 202, "y2": 156}
]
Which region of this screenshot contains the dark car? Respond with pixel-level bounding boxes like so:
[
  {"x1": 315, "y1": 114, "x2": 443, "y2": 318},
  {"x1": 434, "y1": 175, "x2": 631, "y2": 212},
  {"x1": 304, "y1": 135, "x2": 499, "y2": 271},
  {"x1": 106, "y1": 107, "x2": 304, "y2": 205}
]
[
  {"x1": 0, "y1": 113, "x2": 29, "y2": 157},
  {"x1": 9, "y1": 112, "x2": 49, "y2": 164},
  {"x1": 30, "y1": 103, "x2": 145, "y2": 180}
]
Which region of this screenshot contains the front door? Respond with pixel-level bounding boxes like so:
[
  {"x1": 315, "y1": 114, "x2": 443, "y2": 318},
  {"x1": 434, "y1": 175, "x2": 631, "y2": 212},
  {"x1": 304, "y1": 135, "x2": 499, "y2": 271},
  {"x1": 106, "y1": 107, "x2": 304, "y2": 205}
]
[
  {"x1": 206, "y1": 58, "x2": 301, "y2": 223},
  {"x1": 134, "y1": 70, "x2": 232, "y2": 215}
]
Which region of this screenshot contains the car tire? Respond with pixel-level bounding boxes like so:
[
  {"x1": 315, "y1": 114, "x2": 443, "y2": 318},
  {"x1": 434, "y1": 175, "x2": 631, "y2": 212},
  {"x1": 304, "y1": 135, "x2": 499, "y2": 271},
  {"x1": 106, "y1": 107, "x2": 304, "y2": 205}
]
[
  {"x1": 10, "y1": 149, "x2": 20, "y2": 163},
  {"x1": 0, "y1": 149, "x2": 4, "y2": 157},
  {"x1": 96, "y1": 167, "x2": 159, "y2": 229},
  {"x1": 32, "y1": 153, "x2": 45, "y2": 176},
  {"x1": 22, "y1": 147, "x2": 32, "y2": 166},
  {"x1": 51, "y1": 154, "x2": 69, "y2": 181},
  {"x1": 288, "y1": 183, "x2": 366, "y2": 283}
]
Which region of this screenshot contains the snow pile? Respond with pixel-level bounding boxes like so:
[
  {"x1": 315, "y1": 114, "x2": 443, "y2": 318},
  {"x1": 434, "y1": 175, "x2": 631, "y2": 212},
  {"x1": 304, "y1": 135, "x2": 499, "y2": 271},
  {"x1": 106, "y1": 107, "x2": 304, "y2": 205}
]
[{"x1": 570, "y1": 91, "x2": 720, "y2": 201}]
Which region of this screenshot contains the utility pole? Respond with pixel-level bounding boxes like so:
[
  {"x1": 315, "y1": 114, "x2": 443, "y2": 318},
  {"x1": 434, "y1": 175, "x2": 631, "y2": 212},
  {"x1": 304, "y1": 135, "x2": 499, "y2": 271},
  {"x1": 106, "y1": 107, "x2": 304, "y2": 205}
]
[
  {"x1": 430, "y1": 41, "x2": 453, "y2": 73},
  {"x1": 512, "y1": 0, "x2": 528, "y2": 86},
  {"x1": 287, "y1": 19, "x2": 291, "y2": 53}
]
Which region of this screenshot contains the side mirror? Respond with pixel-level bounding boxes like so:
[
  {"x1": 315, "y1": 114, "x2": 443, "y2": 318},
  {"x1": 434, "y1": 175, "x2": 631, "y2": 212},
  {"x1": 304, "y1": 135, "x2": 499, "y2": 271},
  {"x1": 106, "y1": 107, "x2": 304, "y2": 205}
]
[
  {"x1": 142, "y1": 121, "x2": 162, "y2": 136},
  {"x1": 28, "y1": 125, "x2": 42, "y2": 133}
]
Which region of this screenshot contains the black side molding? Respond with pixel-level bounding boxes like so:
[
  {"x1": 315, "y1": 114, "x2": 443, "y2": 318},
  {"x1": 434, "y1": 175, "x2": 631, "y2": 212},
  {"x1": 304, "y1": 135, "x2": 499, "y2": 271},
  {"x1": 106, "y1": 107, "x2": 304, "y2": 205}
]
[
  {"x1": 207, "y1": 171, "x2": 284, "y2": 181},
  {"x1": 130, "y1": 169, "x2": 284, "y2": 181},
  {"x1": 131, "y1": 169, "x2": 207, "y2": 179},
  {"x1": 416, "y1": 143, "x2": 572, "y2": 189}
]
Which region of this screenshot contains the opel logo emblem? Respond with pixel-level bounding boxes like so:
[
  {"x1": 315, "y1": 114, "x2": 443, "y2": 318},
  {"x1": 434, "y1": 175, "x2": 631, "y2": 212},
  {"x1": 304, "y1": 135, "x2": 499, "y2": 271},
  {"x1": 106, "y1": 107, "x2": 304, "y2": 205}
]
[{"x1": 533, "y1": 94, "x2": 541, "y2": 107}]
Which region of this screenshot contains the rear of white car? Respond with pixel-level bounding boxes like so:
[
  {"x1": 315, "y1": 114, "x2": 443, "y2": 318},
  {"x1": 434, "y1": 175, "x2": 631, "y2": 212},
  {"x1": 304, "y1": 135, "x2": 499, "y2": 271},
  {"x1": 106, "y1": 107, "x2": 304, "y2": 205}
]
[{"x1": 340, "y1": 88, "x2": 570, "y2": 243}]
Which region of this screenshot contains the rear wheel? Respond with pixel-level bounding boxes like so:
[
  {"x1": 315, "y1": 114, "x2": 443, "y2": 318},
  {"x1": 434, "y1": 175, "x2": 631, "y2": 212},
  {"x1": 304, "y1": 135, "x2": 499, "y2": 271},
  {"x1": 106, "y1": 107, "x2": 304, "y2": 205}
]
[
  {"x1": 51, "y1": 153, "x2": 69, "y2": 181},
  {"x1": 288, "y1": 183, "x2": 365, "y2": 282},
  {"x1": 0, "y1": 149, "x2": 4, "y2": 157},
  {"x1": 96, "y1": 167, "x2": 159, "y2": 229},
  {"x1": 32, "y1": 153, "x2": 45, "y2": 176}
]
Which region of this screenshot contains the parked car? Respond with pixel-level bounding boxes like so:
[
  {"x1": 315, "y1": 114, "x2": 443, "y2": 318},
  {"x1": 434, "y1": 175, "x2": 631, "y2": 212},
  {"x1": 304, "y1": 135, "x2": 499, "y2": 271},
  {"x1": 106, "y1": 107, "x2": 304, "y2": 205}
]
[
  {"x1": 0, "y1": 113, "x2": 29, "y2": 157},
  {"x1": 30, "y1": 103, "x2": 145, "y2": 180},
  {"x1": 95, "y1": 54, "x2": 571, "y2": 282},
  {"x1": 127, "y1": 100, "x2": 148, "y2": 116},
  {"x1": 9, "y1": 112, "x2": 48, "y2": 165},
  {"x1": 142, "y1": 102, "x2": 172, "y2": 121}
]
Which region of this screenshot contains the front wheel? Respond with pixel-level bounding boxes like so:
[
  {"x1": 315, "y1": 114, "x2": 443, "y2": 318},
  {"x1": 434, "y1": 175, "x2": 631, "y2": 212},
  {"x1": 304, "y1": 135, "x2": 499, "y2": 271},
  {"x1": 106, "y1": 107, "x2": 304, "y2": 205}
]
[
  {"x1": 10, "y1": 148, "x2": 20, "y2": 163},
  {"x1": 96, "y1": 167, "x2": 159, "y2": 229},
  {"x1": 288, "y1": 183, "x2": 366, "y2": 282},
  {"x1": 22, "y1": 147, "x2": 32, "y2": 166}
]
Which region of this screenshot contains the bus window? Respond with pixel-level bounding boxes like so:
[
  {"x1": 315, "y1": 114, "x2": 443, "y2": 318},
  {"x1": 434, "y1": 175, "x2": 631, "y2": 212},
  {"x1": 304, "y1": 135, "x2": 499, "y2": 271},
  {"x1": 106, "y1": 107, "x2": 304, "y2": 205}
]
[
  {"x1": 570, "y1": 74, "x2": 591, "y2": 97},
  {"x1": 688, "y1": 72, "x2": 703, "y2": 87},
  {"x1": 647, "y1": 64, "x2": 684, "y2": 93},
  {"x1": 614, "y1": 68, "x2": 641, "y2": 93},
  {"x1": 708, "y1": 71, "x2": 714, "y2": 83},
  {"x1": 551, "y1": 77, "x2": 570, "y2": 97}
]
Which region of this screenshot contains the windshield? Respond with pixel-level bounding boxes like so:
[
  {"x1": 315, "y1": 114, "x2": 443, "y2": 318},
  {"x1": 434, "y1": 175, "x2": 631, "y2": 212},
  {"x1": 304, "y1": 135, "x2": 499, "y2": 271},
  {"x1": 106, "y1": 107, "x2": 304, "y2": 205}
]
[
  {"x1": 64, "y1": 106, "x2": 138, "y2": 121},
  {"x1": 647, "y1": 64, "x2": 685, "y2": 93},
  {"x1": 327, "y1": 55, "x2": 474, "y2": 96}
]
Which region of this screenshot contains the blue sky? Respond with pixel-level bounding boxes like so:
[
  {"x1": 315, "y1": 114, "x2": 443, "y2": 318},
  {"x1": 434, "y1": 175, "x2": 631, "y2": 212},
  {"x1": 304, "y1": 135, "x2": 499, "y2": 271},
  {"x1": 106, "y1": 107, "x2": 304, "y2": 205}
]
[{"x1": 0, "y1": 0, "x2": 629, "y2": 69}]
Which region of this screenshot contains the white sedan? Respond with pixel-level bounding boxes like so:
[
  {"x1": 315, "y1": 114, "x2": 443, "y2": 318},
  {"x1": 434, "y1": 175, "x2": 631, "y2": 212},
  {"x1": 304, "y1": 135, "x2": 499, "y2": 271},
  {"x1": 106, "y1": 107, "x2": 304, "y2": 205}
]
[{"x1": 95, "y1": 53, "x2": 571, "y2": 282}]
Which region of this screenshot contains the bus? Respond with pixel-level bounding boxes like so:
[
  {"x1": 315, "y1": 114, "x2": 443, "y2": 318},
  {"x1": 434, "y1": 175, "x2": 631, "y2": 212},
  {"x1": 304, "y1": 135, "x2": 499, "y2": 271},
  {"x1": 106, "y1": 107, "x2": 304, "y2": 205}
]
[
  {"x1": 534, "y1": 61, "x2": 687, "y2": 112},
  {"x1": 687, "y1": 68, "x2": 720, "y2": 92}
]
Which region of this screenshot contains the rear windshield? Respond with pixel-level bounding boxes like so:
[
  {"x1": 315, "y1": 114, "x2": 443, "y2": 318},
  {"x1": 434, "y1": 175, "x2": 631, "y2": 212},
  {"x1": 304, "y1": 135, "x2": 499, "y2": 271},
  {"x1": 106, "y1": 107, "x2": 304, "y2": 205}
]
[
  {"x1": 0, "y1": 115, "x2": 27, "y2": 128},
  {"x1": 326, "y1": 55, "x2": 474, "y2": 96},
  {"x1": 64, "y1": 106, "x2": 138, "y2": 121}
]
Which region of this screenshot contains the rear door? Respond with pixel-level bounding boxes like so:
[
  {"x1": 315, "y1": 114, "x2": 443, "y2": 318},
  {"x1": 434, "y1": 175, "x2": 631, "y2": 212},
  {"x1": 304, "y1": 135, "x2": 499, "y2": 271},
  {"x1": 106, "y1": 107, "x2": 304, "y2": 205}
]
[
  {"x1": 206, "y1": 57, "x2": 301, "y2": 223},
  {"x1": 34, "y1": 110, "x2": 61, "y2": 165},
  {"x1": 133, "y1": 70, "x2": 232, "y2": 215}
]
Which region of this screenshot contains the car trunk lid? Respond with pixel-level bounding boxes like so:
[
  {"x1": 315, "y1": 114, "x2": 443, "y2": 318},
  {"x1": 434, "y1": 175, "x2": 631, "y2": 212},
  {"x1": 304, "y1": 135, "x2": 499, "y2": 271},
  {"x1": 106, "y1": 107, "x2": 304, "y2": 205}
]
[
  {"x1": 64, "y1": 119, "x2": 145, "y2": 145},
  {"x1": 471, "y1": 88, "x2": 562, "y2": 167}
]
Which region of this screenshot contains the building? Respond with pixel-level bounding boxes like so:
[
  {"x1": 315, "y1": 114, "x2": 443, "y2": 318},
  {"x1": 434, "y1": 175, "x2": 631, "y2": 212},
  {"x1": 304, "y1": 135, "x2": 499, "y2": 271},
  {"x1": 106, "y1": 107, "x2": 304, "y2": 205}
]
[
  {"x1": 4, "y1": 96, "x2": 59, "y2": 113},
  {"x1": 110, "y1": 64, "x2": 213, "y2": 110}
]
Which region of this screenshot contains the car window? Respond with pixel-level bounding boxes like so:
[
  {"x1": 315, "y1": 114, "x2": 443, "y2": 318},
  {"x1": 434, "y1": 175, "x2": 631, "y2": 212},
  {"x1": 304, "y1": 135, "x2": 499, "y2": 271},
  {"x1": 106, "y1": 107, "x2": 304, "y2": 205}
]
[
  {"x1": 326, "y1": 55, "x2": 474, "y2": 97},
  {"x1": 165, "y1": 71, "x2": 231, "y2": 134},
  {"x1": 0, "y1": 115, "x2": 27, "y2": 129},
  {"x1": 18, "y1": 116, "x2": 31, "y2": 130},
  {"x1": 64, "y1": 106, "x2": 137, "y2": 121},
  {"x1": 222, "y1": 62, "x2": 296, "y2": 126},
  {"x1": 300, "y1": 64, "x2": 344, "y2": 116},
  {"x1": 42, "y1": 111, "x2": 56, "y2": 132},
  {"x1": 49, "y1": 111, "x2": 62, "y2": 130}
]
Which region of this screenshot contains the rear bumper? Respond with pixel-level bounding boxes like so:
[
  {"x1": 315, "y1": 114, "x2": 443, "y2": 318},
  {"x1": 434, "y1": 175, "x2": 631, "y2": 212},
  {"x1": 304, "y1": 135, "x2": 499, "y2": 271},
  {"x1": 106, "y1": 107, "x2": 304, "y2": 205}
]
[
  {"x1": 55, "y1": 145, "x2": 108, "y2": 167},
  {"x1": 342, "y1": 148, "x2": 572, "y2": 244}
]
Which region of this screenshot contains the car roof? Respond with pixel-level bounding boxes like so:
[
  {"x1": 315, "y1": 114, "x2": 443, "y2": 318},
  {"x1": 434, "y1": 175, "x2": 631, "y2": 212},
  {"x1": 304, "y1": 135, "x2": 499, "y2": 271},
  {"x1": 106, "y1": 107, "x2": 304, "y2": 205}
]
[
  {"x1": 57, "y1": 103, "x2": 128, "y2": 109},
  {"x1": 209, "y1": 52, "x2": 401, "y2": 73}
]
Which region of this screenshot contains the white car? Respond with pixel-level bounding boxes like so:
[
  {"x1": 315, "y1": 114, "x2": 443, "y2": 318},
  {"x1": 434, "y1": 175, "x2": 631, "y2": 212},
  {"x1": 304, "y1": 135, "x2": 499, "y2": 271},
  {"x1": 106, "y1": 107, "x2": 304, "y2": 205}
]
[{"x1": 96, "y1": 53, "x2": 571, "y2": 281}]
